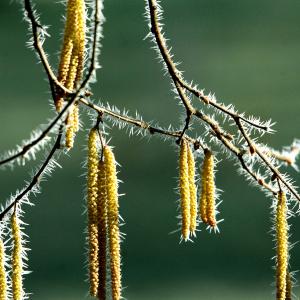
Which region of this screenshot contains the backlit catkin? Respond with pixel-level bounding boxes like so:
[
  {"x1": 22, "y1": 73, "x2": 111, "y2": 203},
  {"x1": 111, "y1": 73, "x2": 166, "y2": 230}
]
[
  {"x1": 276, "y1": 191, "x2": 289, "y2": 300},
  {"x1": 200, "y1": 149, "x2": 216, "y2": 227},
  {"x1": 179, "y1": 140, "x2": 190, "y2": 241},
  {"x1": 187, "y1": 144, "x2": 197, "y2": 236},
  {"x1": 103, "y1": 146, "x2": 122, "y2": 300},
  {"x1": 56, "y1": 0, "x2": 86, "y2": 148},
  {"x1": 97, "y1": 160, "x2": 108, "y2": 299},
  {"x1": 285, "y1": 271, "x2": 292, "y2": 300},
  {"x1": 11, "y1": 213, "x2": 24, "y2": 300},
  {"x1": 87, "y1": 128, "x2": 100, "y2": 297},
  {"x1": 0, "y1": 239, "x2": 7, "y2": 300}
]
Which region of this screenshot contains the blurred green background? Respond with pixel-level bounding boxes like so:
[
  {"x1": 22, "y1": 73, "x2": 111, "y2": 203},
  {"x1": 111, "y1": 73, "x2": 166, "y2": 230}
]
[{"x1": 1, "y1": 0, "x2": 300, "y2": 299}]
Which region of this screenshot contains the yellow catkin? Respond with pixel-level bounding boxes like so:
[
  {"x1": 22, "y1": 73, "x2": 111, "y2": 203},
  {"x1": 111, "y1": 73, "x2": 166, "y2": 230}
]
[
  {"x1": 97, "y1": 160, "x2": 107, "y2": 300},
  {"x1": 65, "y1": 108, "x2": 75, "y2": 149},
  {"x1": 276, "y1": 191, "x2": 289, "y2": 300},
  {"x1": 56, "y1": 0, "x2": 86, "y2": 148},
  {"x1": 285, "y1": 271, "x2": 292, "y2": 300},
  {"x1": 11, "y1": 213, "x2": 23, "y2": 300},
  {"x1": 179, "y1": 140, "x2": 190, "y2": 241},
  {"x1": 187, "y1": 144, "x2": 197, "y2": 235},
  {"x1": 199, "y1": 150, "x2": 209, "y2": 224},
  {"x1": 0, "y1": 239, "x2": 7, "y2": 300},
  {"x1": 205, "y1": 150, "x2": 217, "y2": 227},
  {"x1": 87, "y1": 128, "x2": 100, "y2": 297},
  {"x1": 103, "y1": 146, "x2": 122, "y2": 300}
]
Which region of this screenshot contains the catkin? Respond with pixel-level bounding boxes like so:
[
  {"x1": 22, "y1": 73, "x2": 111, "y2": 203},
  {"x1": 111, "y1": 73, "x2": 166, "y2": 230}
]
[
  {"x1": 11, "y1": 213, "x2": 24, "y2": 300},
  {"x1": 285, "y1": 271, "x2": 292, "y2": 300},
  {"x1": 276, "y1": 191, "x2": 289, "y2": 300},
  {"x1": 56, "y1": 0, "x2": 86, "y2": 148},
  {"x1": 199, "y1": 153, "x2": 208, "y2": 224},
  {"x1": 103, "y1": 146, "x2": 122, "y2": 300},
  {"x1": 87, "y1": 128, "x2": 100, "y2": 297},
  {"x1": 200, "y1": 149, "x2": 216, "y2": 227},
  {"x1": 97, "y1": 160, "x2": 108, "y2": 300},
  {"x1": 179, "y1": 140, "x2": 190, "y2": 241},
  {"x1": 187, "y1": 144, "x2": 197, "y2": 235},
  {"x1": 0, "y1": 239, "x2": 7, "y2": 300}
]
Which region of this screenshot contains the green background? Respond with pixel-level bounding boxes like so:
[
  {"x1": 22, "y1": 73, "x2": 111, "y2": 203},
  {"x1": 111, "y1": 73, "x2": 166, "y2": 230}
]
[{"x1": 0, "y1": 0, "x2": 300, "y2": 299}]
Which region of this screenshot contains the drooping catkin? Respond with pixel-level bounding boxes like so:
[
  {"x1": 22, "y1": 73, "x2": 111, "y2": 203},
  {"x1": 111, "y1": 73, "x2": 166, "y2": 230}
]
[
  {"x1": 0, "y1": 239, "x2": 7, "y2": 300},
  {"x1": 56, "y1": 0, "x2": 86, "y2": 148},
  {"x1": 87, "y1": 128, "x2": 100, "y2": 297},
  {"x1": 179, "y1": 140, "x2": 190, "y2": 241},
  {"x1": 11, "y1": 213, "x2": 24, "y2": 300},
  {"x1": 200, "y1": 149, "x2": 217, "y2": 228},
  {"x1": 276, "y1": 191, "x2": 289, "y2": 300},
  {"x1": 187, "y1": 144, "x2": 197, "y2": 236},
  {"x1": 97, "y1": 160, "x2": 108, "y2": 300},
  {"x1": 285, "y1": 271, "x2": 292, "y2": 300},
  {"x1": 103, "y1": 146, "x2": 122, "y2": 300},
  {"x1": 199, "y1": 153, "x2": 208, "y2": 224}
]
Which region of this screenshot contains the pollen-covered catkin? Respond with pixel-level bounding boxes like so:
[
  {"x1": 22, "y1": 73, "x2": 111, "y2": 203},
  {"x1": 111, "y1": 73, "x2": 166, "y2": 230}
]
[
  {"x1": 199, "y1": 149, "x2": 216, "y2": 228},
  {"x1": 11, "y1": 213, "x2": 24, "y2": 300},
  {"x1": 0, "y1": 239, "x2": 7, "y2": 300},
  {"x1": 285, "y1": 271, "x2": 292, "y2": 300},
  {"x1": 56, "y1": 0, "x2": 86, "y2": 148},
  {"x1": 276, "y1": 191, "x2": 289, "y2": 300},
  {"x1": 97, "y1": 160, "x2": 108, "y2": 299},
  {"x1": 87, "y1": 128, "x2": 100, "y2": 297},
  {"x1": 103, "y1": 146, "x2": 122, "y2": 300},
  {"x1": 205, "y1": 150, "x2": 216, "y2": 227},
  {"x1": 187, "y1": 144, "x2": 197, "y2": 236},
  {"x1": 179, "y1": 140, "x2": 190, "y2": 241},
  {"x1": 199, "y1": 153, "x2": 208, "y2": 224}
]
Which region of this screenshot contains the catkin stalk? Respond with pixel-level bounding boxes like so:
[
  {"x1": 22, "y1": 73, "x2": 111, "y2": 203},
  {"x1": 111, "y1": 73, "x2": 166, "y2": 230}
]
[
  {"x1": 11, "y1": 213, "x2": 24, "y2": 300},
  {"x1": 0, "y1": 239, "x2": 7, "y2": 300},
  {"x1": 103, "y1": 146, "x2": 122, "y2": 300},
  {"x1": 87, "y1": 128, "x2": 100, "y2": 297},
  {"x1": 179, "y1": 140, "x2": 190, "y2": 241},
  {"x1": 187, "y1": 144, "x2": 197, "y2": 235},
  {"x1": 276, "y1": 191, "x2": 289, "y2": 300},
  {"x1": 97, "y1": 160, "x2": 108, "y2": 300}
]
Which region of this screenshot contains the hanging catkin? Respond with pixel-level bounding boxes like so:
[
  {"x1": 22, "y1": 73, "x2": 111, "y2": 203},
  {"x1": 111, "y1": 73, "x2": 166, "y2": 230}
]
[
  {"x1": 187, "y1": 144, "x2": 197, "y2": 236},
  {"x1": 103, "y1": 146, "x2": 122, "y2": 300},
  {"x1": 0, "y1": 239, "x2": 7, "y2": 300},
  {"x1": 97, "y1": 160, "x2": 108, "y2": 299},
  {"x1": 87, "y1": 128, "x2": 100, "y2": 297},
  {"x1": 56, "y1": 0, "x2": 86, "y2": 148},
  {"x1": 11, "y1": 213, "x2": 24, "y2": 300},
  {"x1": 179, "y1": 140, "x2": 190, "y2": 241},
  {"x1": 199, "y1": 149, "x2": 216, "y2": 228},
  {"x1": 276, "y1": 191, "x2": 289, "y2": 300}
]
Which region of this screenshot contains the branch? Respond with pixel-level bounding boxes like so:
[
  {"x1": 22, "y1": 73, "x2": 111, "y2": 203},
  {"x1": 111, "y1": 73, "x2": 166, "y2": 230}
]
[
  {"x1": 147, "y1": 0, "x2": 300, "y2": 201},
  {"x1": 24, "y1": 0, "x2": 72, "y2": 98},
  {"x1": 0, "y1": 129, "x2": 62, "y2": 221},
  {"x1": 79, "y1": 97, "x2": 203, "y2": 148}
]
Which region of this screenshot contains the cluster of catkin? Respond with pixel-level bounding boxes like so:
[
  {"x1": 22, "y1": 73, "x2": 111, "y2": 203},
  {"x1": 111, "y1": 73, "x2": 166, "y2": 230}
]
[
  {"x1": 0, "y1": 213, "x2": 24, "y2": 300},
  {"x1": 55, "y1": 0, "x2": 86, "y2": 149},
  {"x1": 179, "y1": 141, "x2": 217, "y2": 241},
  {"x1": 87, "y1": 128, "x2": 122, "y2": 300}
]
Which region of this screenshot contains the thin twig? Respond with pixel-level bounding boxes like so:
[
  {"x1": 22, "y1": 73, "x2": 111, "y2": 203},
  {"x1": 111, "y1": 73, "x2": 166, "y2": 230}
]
[
  {"x1": 0, "y1": 129, "x2": 63, "y2": 221},
  {"x1": 24, "y1": 0, "x2": 72, "y2": 97},
  {"x1": 79, "y1": 97, "x2": 203, "y2": 148},
  {"x1": 147, "y1": 0, "x2": 300, "y2": 201}
]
